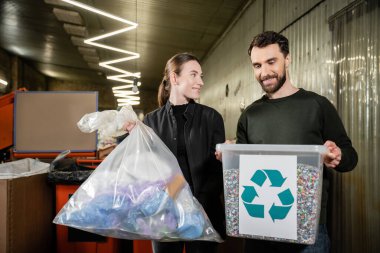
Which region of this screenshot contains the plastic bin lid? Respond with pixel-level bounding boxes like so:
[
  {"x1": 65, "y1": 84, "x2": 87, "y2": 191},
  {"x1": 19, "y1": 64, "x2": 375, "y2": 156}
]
[{"x1": 216, "y1": 144, "x2": 327, "y2": 154}]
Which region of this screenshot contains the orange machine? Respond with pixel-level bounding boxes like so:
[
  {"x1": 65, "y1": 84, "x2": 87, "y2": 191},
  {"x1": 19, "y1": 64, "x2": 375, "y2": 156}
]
[
  {"x1": 133, "y1": 240, "x2": 153, "y2": 253},
  {"x1": 0, "y1": 92, "x2": 14, "y2": 150},
  {"x1": 55, "y1": 184, "x2": 120, "y2": 253},
  {"x1": 55, "y1": 159, "x2": 119, "y2": 253}
]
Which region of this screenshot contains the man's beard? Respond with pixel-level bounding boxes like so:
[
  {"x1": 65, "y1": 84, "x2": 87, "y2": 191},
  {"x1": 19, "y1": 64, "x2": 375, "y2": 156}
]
[{"x1": 259, "y1": 71, "x2": 286, "y2": 94}]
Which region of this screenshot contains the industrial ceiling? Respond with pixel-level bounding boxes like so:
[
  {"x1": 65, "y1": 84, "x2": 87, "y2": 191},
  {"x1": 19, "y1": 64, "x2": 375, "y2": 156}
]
[{"x1": 0, "y1": 0, "x2": 249, "y2": 109}]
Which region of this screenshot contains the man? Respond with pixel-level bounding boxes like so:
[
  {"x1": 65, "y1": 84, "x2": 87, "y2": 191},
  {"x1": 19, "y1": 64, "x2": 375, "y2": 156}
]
[{"x1": 237, "y1": 31, "x2": 358, "y2": 252}]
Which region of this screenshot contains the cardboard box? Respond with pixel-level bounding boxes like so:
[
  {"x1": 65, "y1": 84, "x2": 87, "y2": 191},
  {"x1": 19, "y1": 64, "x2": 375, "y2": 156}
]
[
  {"x1": 218, "y1": 144, "x2": 326, "y2": 245},
  {"x1": 0, "y1": 173, "x2": 54, "y2": 253}
]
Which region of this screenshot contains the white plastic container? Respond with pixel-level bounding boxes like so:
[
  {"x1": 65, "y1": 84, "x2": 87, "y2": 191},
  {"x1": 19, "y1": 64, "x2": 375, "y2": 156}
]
[{"x1": 217, "y1": 144, "x2": 327, "y2": 245}]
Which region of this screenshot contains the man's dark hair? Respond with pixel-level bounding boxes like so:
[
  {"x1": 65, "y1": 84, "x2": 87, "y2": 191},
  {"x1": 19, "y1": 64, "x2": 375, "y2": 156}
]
[{"x1": 248, "y1": 31, "x2": 289, "y2": 57}]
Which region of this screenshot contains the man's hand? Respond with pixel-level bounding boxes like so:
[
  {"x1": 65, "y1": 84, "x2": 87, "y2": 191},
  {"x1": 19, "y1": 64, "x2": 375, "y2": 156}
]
[{"x1": 323, "y1": 140, "x2": 342, "y2": 169}]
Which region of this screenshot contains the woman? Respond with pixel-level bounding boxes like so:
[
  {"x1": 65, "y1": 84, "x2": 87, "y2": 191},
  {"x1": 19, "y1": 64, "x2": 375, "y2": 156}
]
[{"x1": 142, "y1": 53, "x2": 226, "y2": 253}]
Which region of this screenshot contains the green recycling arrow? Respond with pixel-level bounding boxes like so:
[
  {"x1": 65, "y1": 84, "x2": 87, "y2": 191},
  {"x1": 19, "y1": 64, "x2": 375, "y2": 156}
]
[
  {"x1": 244, "y1": 202, "x2": 264, "y2": 218},
  {"x1": 243, "y1": 169, "x2": 294, "y2": 222},
  {"x1": 250, "y1": 170, "x2": 267, "y2": 186},
  {"x1": 264, "y1": 170, "x2": 287, "y2": 187},
  {"x1": 277, "y1": 188, "x2": 294, "y2": 205},
  {"x1": 269, "y1": 203, "x2": 292, "y2": 222},
  {"x1": 241, "y1": 186, "x2": 258, "y2": 203}
]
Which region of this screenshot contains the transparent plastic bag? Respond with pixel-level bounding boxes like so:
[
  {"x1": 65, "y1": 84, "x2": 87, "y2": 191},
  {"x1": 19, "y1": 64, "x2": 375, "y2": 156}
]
[
  {"x1": 0, "y1": 158, "x2": 49, "y2": 179},
  {"x1": 77, "y1": 106, "x2": 137, "y2": 149},
  {"x1": 54, "y1": 106, "x2": 222, "y2": 242}
]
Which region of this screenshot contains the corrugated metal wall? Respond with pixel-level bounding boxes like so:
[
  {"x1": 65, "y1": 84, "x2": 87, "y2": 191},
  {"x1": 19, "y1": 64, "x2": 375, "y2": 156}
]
[
  {"x1": 329, "y1": 1, "x2": 380, "y2": 252},
  {"x1": 201, "y1": 0, "x2": 379, "y2": 251},
  {"x1": 280, "y1": 1, "x2": 334, "y2": 102},
  {"x1": 265, "y1": 0, "x2": 324, "y2": 32},
  {"x1": 201, "y1": 0, "x2": 264, "y2": 140}
]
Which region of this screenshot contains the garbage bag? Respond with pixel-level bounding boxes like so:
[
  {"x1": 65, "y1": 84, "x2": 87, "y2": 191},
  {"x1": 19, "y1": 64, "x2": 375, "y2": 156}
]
[
  {"x1": 53, "y1": 105, "x2": 222, "y2": 242},
  {"x1": 77, "y1": 106, "x2": 135, "y2": 149},
  {"x1": 46, "y1": 150, "x2": 94, "y2": 185},
  {"x1": 47, "y1": 159, "x2": 94, "y2": 185}
]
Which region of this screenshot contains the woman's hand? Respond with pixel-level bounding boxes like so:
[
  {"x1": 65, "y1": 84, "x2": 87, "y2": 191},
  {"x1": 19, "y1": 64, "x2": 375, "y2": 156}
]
[
  {"x1": 122, "y1": 121, "x2": 136, "y2": 133},
  {"x1": 215, "y1": 139, "x2": 234, "y2": 161}
]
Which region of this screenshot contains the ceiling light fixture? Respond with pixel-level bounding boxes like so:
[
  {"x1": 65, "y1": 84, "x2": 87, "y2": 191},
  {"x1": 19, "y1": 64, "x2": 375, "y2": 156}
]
[
  {"x1": 62, "y1": 0, "x2": 141, "y2": 106},
  {"x1": 44, "y1": 0, "x2": 72, "y2": 7},
  {"x1": 71, "y1": 36, "x2": 92, "y2": 47},
  {"x1": 0, "y1": 79, "x2": 8, "y2": 86},
  {"x1": 63, "y1": 23, "x2": 88, "y2": 37},
  {"x1": 112, "y1": 88, "x2": 140, "y2": 106},
  {"x1": 53, "y1": 8, "x2": 83, "y2": 25},
  {"x1": 77, "y1": 46, "x2": 98, "y2": 56},
  {"x1": 83, "y1": 55, "x2": 100, "y2": 63}
]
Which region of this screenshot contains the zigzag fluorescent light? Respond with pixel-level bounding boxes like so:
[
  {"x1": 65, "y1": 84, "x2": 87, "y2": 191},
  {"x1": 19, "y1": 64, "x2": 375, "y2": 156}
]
[
  {"x1": 0, "y1": 79, "x2": 8, "y2": 86},
  {"x1": 62, "y1": 0, "x2": 141, "y2": 106}
]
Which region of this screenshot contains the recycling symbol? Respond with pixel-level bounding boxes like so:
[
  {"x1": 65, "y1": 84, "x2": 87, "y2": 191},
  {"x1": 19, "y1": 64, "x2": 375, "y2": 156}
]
[{"x1": 241, "y1": 169, "x2": 294, "y2": 222}]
